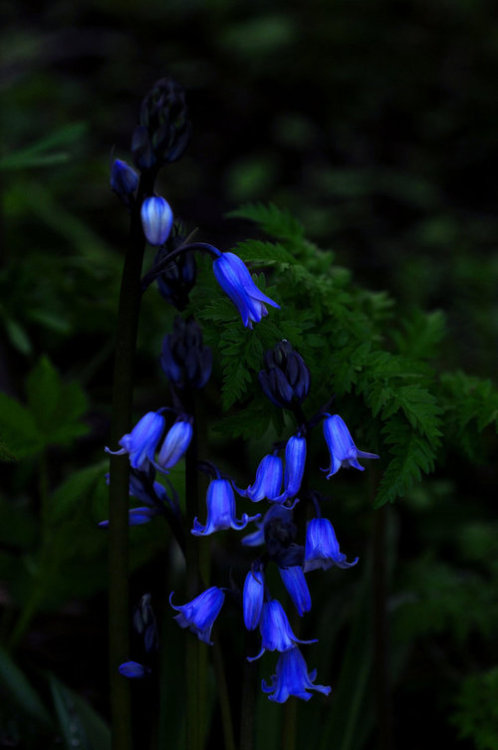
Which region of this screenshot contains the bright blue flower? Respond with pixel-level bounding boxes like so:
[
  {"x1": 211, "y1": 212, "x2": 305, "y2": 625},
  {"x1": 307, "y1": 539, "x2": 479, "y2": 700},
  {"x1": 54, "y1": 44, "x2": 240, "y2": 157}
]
[
  {"x1": 248, "y1": 599, "x2": 317, "y2": 661},
  {"x1": 107, "y1": 411, "x2": 165, "y2": 470},
  {"x1": 110, "y1": 159, "x2": 139, "y2": 197},
  {"x1": 241, "y1": 504, "x2": 294, "y2": 547},
  {"x1": 156, "y1": 419, "x2": 192, "y2": 471},
  {"x1": 273, "y1": 435, "x2": 307, "y2": 503},
  {"x1": 118, "y1": 661, "x2": 150, "y2": 679},
  {"x1": 98, "y1": 506, "x2": 159, "y2": 528},
  {"x1": 279, "y1": 566, "x2": 311, "y2": 616},
  {"x1": 304, "y1": 517, "x2": 359, "y2": 572},
  {"x1": 322, "y1": 414, "x2": 379, "y2": 478},
  {"x1": 212, "y1": 251, "x2": 280, "y2": 329},
  {"x1": 237, "y1": 454, "x2": 283, "y2": 502},
  {"x1": 243, "y1": 568, "x2": 265, "y2": 630},
  {"x1": 169, "y1": 586, "x2": 225, "y2": 645},
  {"x1": 141, "y1": 196, "x2": 174, "y2": 246},
  {"x1": 192, "y1": 478, "x2": 260, "y2": 537},
  {"x1": 262, "y1": 647, "x2": 331, "y2": 703}
]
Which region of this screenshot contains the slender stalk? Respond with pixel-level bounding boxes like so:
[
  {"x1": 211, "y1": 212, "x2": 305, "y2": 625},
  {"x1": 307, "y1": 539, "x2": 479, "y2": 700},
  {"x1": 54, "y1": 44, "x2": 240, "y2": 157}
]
[
  {"x1": 212, "y1": 640, "x2": 236, "y2": 750},
  {"x1": 239, "y1": 648, "x2": 256, "y2": 750},
  {"x1": 108, "y1": 169, "x2": 156, "y2": 750},
  {"x1": 372, "y1": 504, "x2": 394, "y2": 750}
]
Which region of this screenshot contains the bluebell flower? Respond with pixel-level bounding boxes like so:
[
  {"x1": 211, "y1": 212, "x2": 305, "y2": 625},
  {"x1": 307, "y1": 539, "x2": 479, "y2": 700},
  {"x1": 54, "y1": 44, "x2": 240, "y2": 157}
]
[
  {"x1": 241, "y1": 504, "x2": 294, "y2": 547},
  {"x1": 262, "y1": 647, "x2": 331, "y2": 703},
  {"x1": 243, "y1": 568, "x2": 265, "y2": 631},
  {"x1": 106, "y1": 411, "x2": 165, "y2": 470},
  {"x1": 110, "y1": 159, "x2": 139, "y2": 199},
  {"x1": 279, "y1": 566, "x2": 311, "y2": 616},
  {"x1": 304, "y1": 517, "x2": 359, "y2": 572},
  {"x1": 322, "y1": 414, "x2": 379, "y2": 478},
  {"x1": 118, "y1": 661, "x2": 150, "y2": 679},
  {"x1": 273, "y1": 434, "x2": 307, "y2": 503},
  {"x1": 192, "y1": 478, "x2": 260, "y2": 537},
  {"x1": 98, "y1": 506, "x2": 159, "y2": 528},
  {"x1": 212, "y1": 251, "x2": 280, "y2": 329},
  {"x1": 248, "y1": 599, "x2": 317, "y2": 661},
  {"x1": 141, "y1": 196, "x2": 174, "y2": 246},
  {"x1": 237, "y1": 454, "x2": 283, "y2": 502},
  {"x1": 156, "y1": 419, "x2": 192, "y2": 471},
  {"x1": 169, "y1": 586, "x2": 225, "y2": 644}
]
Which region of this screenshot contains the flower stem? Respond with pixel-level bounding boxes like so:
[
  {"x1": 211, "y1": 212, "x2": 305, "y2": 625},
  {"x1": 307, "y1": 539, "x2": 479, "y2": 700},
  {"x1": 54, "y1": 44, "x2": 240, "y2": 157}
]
[{"x1": 108, "y1": 169, "x2": 156, "y2": 750}]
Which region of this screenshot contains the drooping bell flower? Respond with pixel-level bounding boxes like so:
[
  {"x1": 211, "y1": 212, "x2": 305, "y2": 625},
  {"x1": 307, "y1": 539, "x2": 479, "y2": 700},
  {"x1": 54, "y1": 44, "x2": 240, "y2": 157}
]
[
  {"x1": 262, "y1": 647, "x2": 331, "y2": 703},
  {"x1": 141, "y1": 196, "x2": 174, "y2": 246},
  {"x1": 169, "y1": 586, "x2": 225, "y2": 645},
  {"x1": 248, "y1": 599, "x2": 317, "y2": 661},
  {"x1": 237, "y1": 454, "x2": 283, "y2": 503},
  {"x1": 212, "y1": 251, "x2": 280, "y2": 329},
  {"x1": 243, "y1": 567, "x2": 265, "y2": 631},
  {"x1": 304, "y1": 517, "x2": 359, "y2": 572},
  {"x1": 156, "y1": 418, "x2": 193, "y2": 472},
  {"x1": 191, "y1": 478, "x2": 260, "y2": 537},
  {"x1": 322, "y1": 414, "x2": 379, "y2": 478},
  {"x1": 272, "y1": 434, "x2": 307, "y2": 503},
  {"x1": 279, "y1": 565, "x2": 311, "y2": 616},
  {"x1": 106, "y1": 411, "x2": 165, "y2": 470}
]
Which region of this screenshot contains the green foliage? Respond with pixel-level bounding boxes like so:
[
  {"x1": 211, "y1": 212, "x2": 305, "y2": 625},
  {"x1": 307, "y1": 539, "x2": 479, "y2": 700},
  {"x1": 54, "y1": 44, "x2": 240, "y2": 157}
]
[
  {"x1": 452, "y1": 668, "x2": 498, "y2": 750},
  {"x1": 49, "y1": 674, "x2": 110, "y2": 750}
]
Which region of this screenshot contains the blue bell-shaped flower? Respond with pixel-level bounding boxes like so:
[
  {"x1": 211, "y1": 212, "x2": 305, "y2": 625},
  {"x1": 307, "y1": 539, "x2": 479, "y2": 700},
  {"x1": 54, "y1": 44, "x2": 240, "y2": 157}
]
[
  {"x1": 322, "y1": 414, "x2": 379, "y2": 478},
  {"x1": 156, "y1": 418, "x2": 193, "y2": 472},
  {"x1": 141, "y1": 196, "x2": 174, "y2": 246},
  {"x1": 237, "y1": 454, "x2": 283, "y2": 502},
  {"x1": 243, "y1": 567, "x2": 265, "y2": 631},
  {"x1": 107, "y1": 411, "x2": 165, "y2": 470},
  {"x1": 192, "y1": 478, "x2": 260, "y2": 537},
  {"x1": 304, "y1": 517, "x2": 359, "y2": 572},
  {"x1": 273, "y1": 434, "x2": 307, "y2": 503},
  {"x1": 169, "y1": 586, "x2": 225, "y2": 645},
  {"x1": 279, "y1": 565, "x2": 311, "y2": 616},
  {"x1": 248, "y1": 599, "x2": 317, "y2": 661},
  {"x1": 262, "y1": 647, "x2": 331, "y2": 703}
]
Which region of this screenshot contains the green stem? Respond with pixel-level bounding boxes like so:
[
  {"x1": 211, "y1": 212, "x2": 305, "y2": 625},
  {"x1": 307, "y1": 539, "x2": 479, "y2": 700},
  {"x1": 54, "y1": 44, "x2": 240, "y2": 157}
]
[
  {"x1": 212, "y1": 640, "x2": 236, "y2": 750},
  {"x1": 108, "y1": 169, "x2": 156, "y2": 750}
]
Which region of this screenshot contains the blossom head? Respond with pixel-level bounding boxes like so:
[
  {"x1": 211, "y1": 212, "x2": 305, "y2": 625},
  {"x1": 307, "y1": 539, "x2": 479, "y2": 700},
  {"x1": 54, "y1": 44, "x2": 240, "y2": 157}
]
[
  {"x1": 243, "y1": 567, "x2": 265, "y2": 631},
  {"x1": 110, "y1": 159, "x2": 139, "y2": 202},
  {"x1": 237, "y1": 454, "x2": 283, "y2": 503},
  {"x1": 248, "y1": 599, "x2": 317, "y2": 661},
  {"x1": 279, "y1": 565, "x2": 311, "y2": 616},
  {"x1": 273, "y1": 434, "x2": 307, "y2": 503},
  {"x1": 156, "y1": 418, "x2": 192, "y2": 472},
  {"x1": 192, "y1": 478, "x2": 260, "y2": 537},
  {"x1": 212, "y1": 251, "x2": 280, "y2": 329},
  {"x1": 141, "y1": 196, "x2": 174, "y2": 246},
  {"x1": 262, "y1": 647, "x2": 331, "y2": 703},
  {"x1": 108, "y1": 411, "x2": 165, "y2": 470},
  {"x1": 322, "y1": 414, "x2": 379, "y2": 478},
  {"x1": 304, "y1": 517, "x2": 359, "y2": 572},
  {"x1": 169, "y1": 586, "x2": 225, "y2": 645},
  {"x1": 259, "y1": 340, "x2": 310, "y2": 408}
]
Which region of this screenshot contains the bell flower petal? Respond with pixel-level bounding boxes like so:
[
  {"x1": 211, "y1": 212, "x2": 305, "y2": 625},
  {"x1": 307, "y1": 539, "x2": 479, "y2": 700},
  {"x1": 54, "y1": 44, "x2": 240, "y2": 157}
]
[
  {"x1": 304, "y1": 517, "x2": 359, "y2": 572},
  {"x1": 261, "y1": 647, "x2": 331, "y2": 703},
  {"x1": 192, "y1": 478, "x2": 260, "y2": 537},
  {"x1": 322, "y1": 414, "x2": 379, "y2": 478},
  {"x1": 169, "y1": 586, "x2": 225, "y2": 645}
]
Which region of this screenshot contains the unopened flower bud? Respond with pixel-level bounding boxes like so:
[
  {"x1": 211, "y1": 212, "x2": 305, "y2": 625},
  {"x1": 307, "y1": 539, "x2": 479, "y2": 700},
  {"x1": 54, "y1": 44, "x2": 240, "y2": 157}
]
[
  {"x1": 141, "y1": 196, "x2": 174, "y2": 246},
  {"x1": 259, "y1": 341, "x2": 310, "y2": 408}
]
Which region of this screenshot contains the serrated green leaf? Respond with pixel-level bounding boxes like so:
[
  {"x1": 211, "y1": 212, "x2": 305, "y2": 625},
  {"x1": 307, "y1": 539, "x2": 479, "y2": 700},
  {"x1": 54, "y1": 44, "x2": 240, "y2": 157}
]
[{"x1": 227, "y1": 202, "x2": 304, "y2": 242}]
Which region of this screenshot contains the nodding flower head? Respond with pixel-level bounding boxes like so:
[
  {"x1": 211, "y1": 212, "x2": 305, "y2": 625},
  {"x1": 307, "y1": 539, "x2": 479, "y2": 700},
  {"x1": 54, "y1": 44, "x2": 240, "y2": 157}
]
[
  {"x1": 304, "y1": 517, "x2": 359, "y2": 572},
  {"x1": 110, "y1": 159, "x2": 139, "y2": 202},
  {"x1": 212, "y1": 251, "x2": 280, "y2": 329},
  {"x1": 279, "y1": 565, "x2": 311, "y2": 616},
  {"x1": 248, "y1": 599, "x2": 317, "y2": 661},
  {"x1": 107, "y1": 411, "x2": 165, "y2": 470},
  {"x1": 262, "y1": 647, "x2": 331, "y2": 703},
  {"x1": 243, "y1": 567, "x2": 265, "y2": 631},
  {"x1": 169, "y1": 586, "x2": 225, "y2": 645},
  {"x1": 272, "y1": 434, "x2": 307, "y2": 503},
  {"x1": 156, "y1": 418, "x2": 193, "y2": 472},
  {"x1": 191, "y1": 478, "x2": 260, "y2": 537},
  {"x1": 141, "y1": 196, "x2": 174, "y2": 246},
  {"x1": 322, "y1": 414, "x2": 379, "y2": 478},
  {"x1": 237, "y1": 454, "x2": 283, "y2": 503},
  {"x1": 259, "y1": 340, "x2": 310, "y2": 408}
]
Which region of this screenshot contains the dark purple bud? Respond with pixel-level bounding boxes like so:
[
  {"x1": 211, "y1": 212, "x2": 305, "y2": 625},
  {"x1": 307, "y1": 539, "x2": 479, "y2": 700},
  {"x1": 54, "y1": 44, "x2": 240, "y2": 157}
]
[
  {"x1": 110, "y1": 159, "x2": 139, "y2": 204},
  {"x1": 259, "y1": 340, "x2": 310, "y2": 408},
  {"x1": 161, "y1": 317, "x2": 212, "y2": 390}
]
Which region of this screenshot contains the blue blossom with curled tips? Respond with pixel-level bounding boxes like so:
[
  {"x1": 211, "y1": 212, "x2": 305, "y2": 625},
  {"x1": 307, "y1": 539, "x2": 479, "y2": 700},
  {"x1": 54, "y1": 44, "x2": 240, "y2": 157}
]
[
  {"x1": 106, "y1": 411, "x2": 165, "y2": 470},
  {"x1": 169, "y1": 586, "x2": 225, "y2": 645},
  {"x1": 279, "y1": 565, "x2": 311, "y2": 616},
  {"x1": 243, "y1": 567, "x2": 265, "y2": 630},
  {"x1": 237, "y1": 454, "x2": 283, "y2": 502},
  {"x1": 191, "y1": 478, "x2": 260, "y2": 537},
  {"x1": 212, "y1": 251, "x2": 280, "y2": 329},
  {"x1": 304, "y1": 517, "x2": 359, "y2": 572},
  {"x1": 141, "y1": 196, "x2": 174, "y2": 246},
  {"x1": 262, "y1": 647, "x2": 331, "y2": 703},
  {"x1": 322, "y1": 414, "x2": 379, "y2": 478},
  {"x1": 118, "y1": 661, "x2": 150, "y2": 679},
  {"x1": 248, "y1": 599, "x2": 317, "y2": 662}
]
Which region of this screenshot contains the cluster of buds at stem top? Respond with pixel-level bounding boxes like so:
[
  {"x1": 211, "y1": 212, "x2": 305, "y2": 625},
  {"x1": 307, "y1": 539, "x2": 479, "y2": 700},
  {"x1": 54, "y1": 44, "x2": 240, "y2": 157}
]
[
  {"x1": 161, "y1": 316, "x2": 212, "y2": 390},
  {"x1": 259, "y1": 340, "x2": 310, "y2": 409},
  {"x1": 154, "y1": 223, "x2": 196, "y2": 310},
  {"x1": 131, "y1": 77, "x2": 191, "y2": 171}
]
